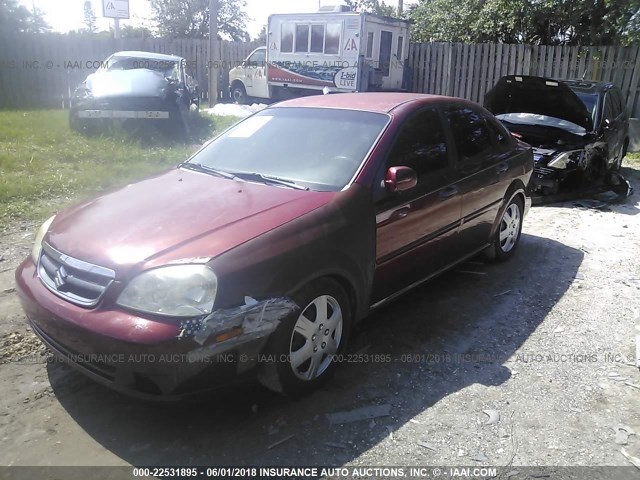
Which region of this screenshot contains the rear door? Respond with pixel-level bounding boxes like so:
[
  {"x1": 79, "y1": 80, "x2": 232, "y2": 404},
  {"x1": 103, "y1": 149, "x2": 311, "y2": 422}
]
[
  {"x1": 372, "y1": 107, "x2": 461, "y2": 302},
  {"x1": 442, "y1": 104, "x2": 513, "y2": 256}
]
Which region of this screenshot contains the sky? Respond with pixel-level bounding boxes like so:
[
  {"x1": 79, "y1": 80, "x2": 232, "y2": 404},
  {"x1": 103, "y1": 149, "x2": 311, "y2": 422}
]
[{"x1": 20, "y1": 0, "x2": 416, "y2": 38}]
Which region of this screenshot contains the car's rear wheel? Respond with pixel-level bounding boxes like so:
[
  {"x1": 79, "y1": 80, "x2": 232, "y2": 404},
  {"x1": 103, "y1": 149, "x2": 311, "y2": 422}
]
[
  {"x1": 259, "y1": 278, "x2": 351, "y2": 396},
  {"x1": 486, "y1": 196, "x2": 524, "y2": 262}
]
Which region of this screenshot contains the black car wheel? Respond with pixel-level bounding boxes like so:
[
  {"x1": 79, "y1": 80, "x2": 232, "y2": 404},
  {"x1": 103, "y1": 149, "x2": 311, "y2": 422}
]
[
  {"x1": 231, "y1": 83, "x2": 248, "y2": 105},
  {"x1": 487, "y1": 196, "x2": 524, "y2": 262},
  {"x1": 259, "y1": 278, "x2": 351, "y2": 396}
]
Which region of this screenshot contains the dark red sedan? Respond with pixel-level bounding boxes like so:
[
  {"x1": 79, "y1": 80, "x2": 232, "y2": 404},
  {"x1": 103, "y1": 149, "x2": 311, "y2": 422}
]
[{"x1": 16, "y1": 93, "x2": 533, "y2": 399}]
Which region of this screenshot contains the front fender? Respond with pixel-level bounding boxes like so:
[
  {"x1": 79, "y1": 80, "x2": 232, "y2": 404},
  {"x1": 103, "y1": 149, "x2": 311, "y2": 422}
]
[{"x1": 209, "y1": 184, "x2": 376, "y2": 323}]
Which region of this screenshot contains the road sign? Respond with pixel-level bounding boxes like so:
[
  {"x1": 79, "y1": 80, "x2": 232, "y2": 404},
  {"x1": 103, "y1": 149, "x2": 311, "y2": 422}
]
[{"x1": 102, "y1": 0, "x2": 129, "y2": 19}]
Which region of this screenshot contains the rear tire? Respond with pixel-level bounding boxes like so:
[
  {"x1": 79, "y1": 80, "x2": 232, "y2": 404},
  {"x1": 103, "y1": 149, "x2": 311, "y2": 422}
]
[
  {"x1": 487, "y1": 196, "x2": 524, "y2": 262},
  {"x1": 258, "y1": 278, "x2": 351, "y2": 396}
]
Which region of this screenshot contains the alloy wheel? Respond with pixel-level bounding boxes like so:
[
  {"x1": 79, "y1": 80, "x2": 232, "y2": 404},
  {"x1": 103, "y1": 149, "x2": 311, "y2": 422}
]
[{"x1": 499, "y1": 203, "x2": 521, "y2": 253}]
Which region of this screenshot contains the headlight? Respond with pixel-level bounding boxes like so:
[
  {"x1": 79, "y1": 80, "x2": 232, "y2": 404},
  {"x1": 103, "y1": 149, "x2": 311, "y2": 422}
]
[
  {"x1": 548, "y1": 150, "x2": 584, "y2": 169},
  {"x1": 117, "y1": 265, "x2": 218, "y2": 318},
  {"x1": 31, "y1": 215, "x2": 55, "y2": 263}
]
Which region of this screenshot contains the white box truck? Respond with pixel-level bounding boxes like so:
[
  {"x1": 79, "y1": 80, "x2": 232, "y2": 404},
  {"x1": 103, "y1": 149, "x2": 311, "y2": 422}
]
[{"x1": 228, "y1": 6, "x2": 411, "y2": 103}]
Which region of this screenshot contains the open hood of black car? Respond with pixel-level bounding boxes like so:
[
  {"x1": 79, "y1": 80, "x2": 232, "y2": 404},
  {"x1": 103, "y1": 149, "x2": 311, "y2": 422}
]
[{"x1": 485, "y1": 75, "x2": 593, "y2": 132}]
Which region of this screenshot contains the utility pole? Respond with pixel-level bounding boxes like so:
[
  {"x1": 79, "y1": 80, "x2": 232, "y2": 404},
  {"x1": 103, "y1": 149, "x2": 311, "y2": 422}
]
[
  {"x1": 398, "y1": 0, "x2": 403, "y2": 15},
  {"x1": 209, "y1": 0, "x2": 219, "y2": 107}
]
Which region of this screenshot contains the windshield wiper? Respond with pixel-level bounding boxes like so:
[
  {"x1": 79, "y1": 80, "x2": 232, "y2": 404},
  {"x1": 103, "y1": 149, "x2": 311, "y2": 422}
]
[
  {"x1": 230, "y1": 172, "x2": 309, "y2": 191},
  {"x1": 178, "y1": 162, "x2": 237, "y2": 180}
]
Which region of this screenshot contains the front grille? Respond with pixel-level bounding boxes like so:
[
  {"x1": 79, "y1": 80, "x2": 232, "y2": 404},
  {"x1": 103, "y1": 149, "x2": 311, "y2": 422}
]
[{"x1": 37, "y1": 243, "x2": 115, "y2": 307}]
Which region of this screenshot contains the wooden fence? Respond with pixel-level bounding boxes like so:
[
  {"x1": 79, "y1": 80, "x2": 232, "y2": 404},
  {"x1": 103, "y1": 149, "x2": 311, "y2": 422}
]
[
  {"x1": 408, "y1": 43, "x2": 640, "y2": 117},
  {"x1": 1, "y1": 34, "x2": 640, "y2": 117},
  {"x1": 0, "y1": 34, "x2": 260, "y2": 109}
]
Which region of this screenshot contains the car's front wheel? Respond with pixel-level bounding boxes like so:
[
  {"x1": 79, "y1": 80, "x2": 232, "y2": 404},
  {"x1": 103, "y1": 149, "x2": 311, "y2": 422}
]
[
  {"x1": 487, "y1": 196, "x2": 524, "y2": 262},
  {"x1": 231, "y1": 83, "x2": 248, "y2": 105},
  {"x1": 259, "y1": 278, "x2": 351, "y2": 396}
]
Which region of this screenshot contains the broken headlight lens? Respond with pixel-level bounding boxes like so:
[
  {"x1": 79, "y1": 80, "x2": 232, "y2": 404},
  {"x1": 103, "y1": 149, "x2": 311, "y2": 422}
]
[
  {"x1": 117, "y1": 265, "x2": 218, "y2": 318},
  {"x1": 31, "y1": 215, "x2": 55, "y2": 263},
  {"x1": 548, "y1": 150, "x2": 584, "y2": 169}
]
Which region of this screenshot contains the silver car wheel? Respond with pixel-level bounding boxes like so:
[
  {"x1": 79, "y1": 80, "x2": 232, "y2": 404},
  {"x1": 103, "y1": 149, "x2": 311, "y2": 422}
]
[
  {"x1": 289, "y1": 295, "x2": 343, "y2": 381},
  {"x1": 499, "y1": 203, "x2": 521, "y2": 253}
]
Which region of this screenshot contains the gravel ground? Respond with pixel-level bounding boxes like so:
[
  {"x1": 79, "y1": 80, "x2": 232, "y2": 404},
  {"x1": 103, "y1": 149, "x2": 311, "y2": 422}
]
[{"x1": 0, "y1": 164, "x2": 639, "y2": 473}]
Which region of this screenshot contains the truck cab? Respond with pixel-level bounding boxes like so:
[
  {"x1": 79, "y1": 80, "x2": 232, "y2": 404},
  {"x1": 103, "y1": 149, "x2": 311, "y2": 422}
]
[{"x1": 229, "y1": 47, "x2": 269, "y2": 103}]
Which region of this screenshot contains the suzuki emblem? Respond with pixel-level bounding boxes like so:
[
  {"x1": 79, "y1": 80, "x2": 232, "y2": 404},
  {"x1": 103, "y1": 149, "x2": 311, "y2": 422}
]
[{"x1": 53, "y1": 266, "x2": 68, "y2": 288}]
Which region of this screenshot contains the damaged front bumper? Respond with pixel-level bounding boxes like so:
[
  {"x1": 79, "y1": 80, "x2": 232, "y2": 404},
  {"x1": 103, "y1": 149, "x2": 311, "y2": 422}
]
[{"x1": 15, "y1": 258, "x2": 297, "y2": 400}]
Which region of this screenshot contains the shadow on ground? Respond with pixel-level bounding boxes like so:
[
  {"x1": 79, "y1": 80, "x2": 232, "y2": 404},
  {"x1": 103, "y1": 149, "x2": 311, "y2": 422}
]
[{"x1": 46, "y1": 232, "x2": 583, "y2": 466}]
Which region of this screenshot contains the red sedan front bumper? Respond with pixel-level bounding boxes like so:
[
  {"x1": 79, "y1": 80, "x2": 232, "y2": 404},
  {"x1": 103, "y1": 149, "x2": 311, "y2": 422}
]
[{"x1": 15, "y1": 258, "x2": 266, "y2": 400}]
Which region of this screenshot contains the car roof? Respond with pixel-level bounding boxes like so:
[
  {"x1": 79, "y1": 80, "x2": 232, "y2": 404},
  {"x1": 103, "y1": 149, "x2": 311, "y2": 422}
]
[
  {"x1": 111, "y1": 51, "x2": 184, "y2": 61},
  {"x1": 270, "y1": 92, "x2": 459, "y2": 114}
]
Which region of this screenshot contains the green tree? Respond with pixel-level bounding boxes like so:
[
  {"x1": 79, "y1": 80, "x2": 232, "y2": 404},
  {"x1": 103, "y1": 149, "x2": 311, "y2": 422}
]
[
  {"x1": 345, "y1": 0, "x2": 398, "y2": 16},
  {"x1": 407, "y1": 0, "x2": 640, "y2": 45},
  {"x1": 150, "y1": 0, "x2": 249, "y2": 40},
  {"x1": 83, "y1": 0, "x2": 97, "y2": 34},
  {"x1": 120, "y1": 25, "x2": 154, "y2": 38},
  {"x1": 253, "y1": 25, "x2": 266, "y2": 44},
  {"x1": 0, "y1": 0, "x2": 49, "y2": 33}
]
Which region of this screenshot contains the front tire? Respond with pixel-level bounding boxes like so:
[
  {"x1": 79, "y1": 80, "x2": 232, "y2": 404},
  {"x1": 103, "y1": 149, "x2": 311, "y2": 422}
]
[
  {"x1": 259, "y1": 278, "x2": 351, "y2": 396},
  {"x1": 487, "y1": 196, "x2": 524, "y2": 262},
  {"x1": 231, "y1": 83, "x2": 248, "y2": 105}
]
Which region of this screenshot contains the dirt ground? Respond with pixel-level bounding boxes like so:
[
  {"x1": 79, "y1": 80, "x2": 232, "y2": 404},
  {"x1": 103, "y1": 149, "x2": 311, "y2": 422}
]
[{"x1": 0, "y1": 164, "x2": 639, "y2": 472}]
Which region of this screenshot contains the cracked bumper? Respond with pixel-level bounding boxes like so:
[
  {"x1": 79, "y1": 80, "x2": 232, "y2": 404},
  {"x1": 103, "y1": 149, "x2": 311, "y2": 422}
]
[{"x1": 15, "y1": 258, "x2": 271, "y2": 400}]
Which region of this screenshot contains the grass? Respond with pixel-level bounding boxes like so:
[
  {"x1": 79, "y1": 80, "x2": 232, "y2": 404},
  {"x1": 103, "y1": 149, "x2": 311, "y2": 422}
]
[
  {"x1": 626, "y1": 152, "x2": 640, "y2": 167},
  {"x1": 0, "y1": 110, "x2": 241, "y2": 231}
]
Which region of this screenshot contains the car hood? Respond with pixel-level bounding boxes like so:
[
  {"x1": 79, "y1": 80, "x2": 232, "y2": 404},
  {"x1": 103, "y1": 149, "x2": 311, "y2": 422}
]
[
  {"x1": 45, "y1": 169, "x2": 336, "y2": 274},
  {"x1": 485, "y1": 75, "x2": 593, "y2": 132},
  {"x1": 85, "y1": 69, "x2": 170, "y2": 98}
]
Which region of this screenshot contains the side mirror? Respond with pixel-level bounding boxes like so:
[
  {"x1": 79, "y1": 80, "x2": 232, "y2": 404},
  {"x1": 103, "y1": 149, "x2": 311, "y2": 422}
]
[{"x1": 384, "y1": 166, "x2": 417, "y2": 193}]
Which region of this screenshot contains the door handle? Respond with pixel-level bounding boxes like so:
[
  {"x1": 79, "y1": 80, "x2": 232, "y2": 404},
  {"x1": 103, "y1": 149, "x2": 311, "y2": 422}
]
[
  {"x1": 390, "y1": 207, "x2": 410, "y2": 221},
  {"x1": 439, "y1": 185, "x2": 459, "y2": 200},
  {"x1": 496, "y1": 162, "x2": 509, "y2": 173}
]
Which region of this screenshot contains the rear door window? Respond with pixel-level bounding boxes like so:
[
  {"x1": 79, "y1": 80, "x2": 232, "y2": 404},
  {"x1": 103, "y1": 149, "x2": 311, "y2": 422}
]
[{"x1": 443, "y1": 106, "x2": 495, "y2": 160}]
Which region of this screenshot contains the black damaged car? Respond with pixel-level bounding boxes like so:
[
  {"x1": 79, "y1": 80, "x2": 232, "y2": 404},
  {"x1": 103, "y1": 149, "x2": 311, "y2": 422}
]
[
  {"x1": 70, "y1": 51, "x2": 200, "y2": 135},
  {"x1": 485, "y1": 76, "x2": 629, "y2": 195}
]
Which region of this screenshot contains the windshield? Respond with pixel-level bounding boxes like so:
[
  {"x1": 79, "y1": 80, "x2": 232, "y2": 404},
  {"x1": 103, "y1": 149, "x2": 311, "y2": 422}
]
[
  {"x1": 574, "y1": 92, "x2": 598, "y2": 122},
  {"x1": 187, "y1": 107, "x2": 389, "y2": 191},
  {"x1": 105, "y1": 56, "x2": 180, "y2": 80},
  {"x1": 496, "y1": 113, "x2": 587, "y2": 136}
]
